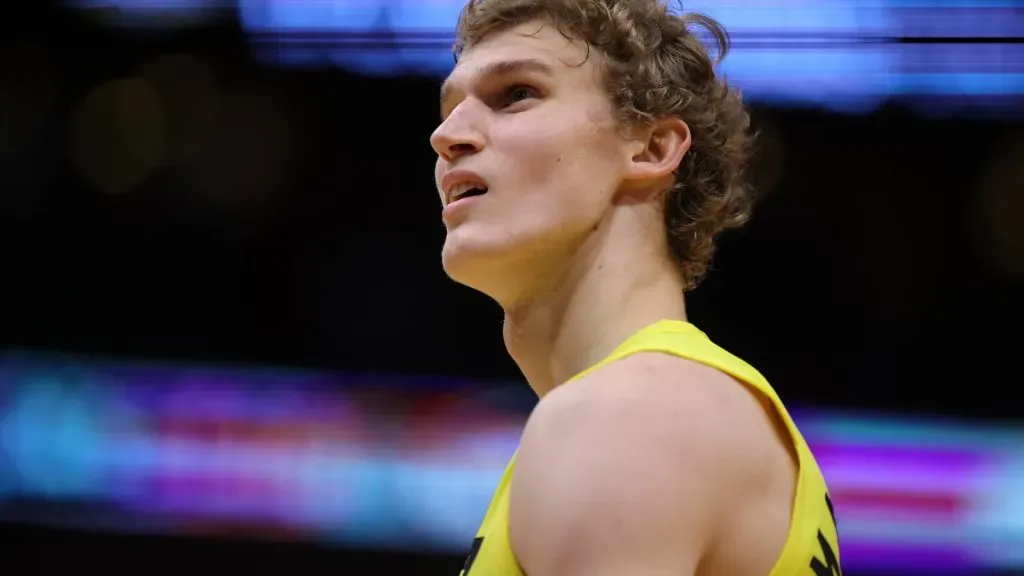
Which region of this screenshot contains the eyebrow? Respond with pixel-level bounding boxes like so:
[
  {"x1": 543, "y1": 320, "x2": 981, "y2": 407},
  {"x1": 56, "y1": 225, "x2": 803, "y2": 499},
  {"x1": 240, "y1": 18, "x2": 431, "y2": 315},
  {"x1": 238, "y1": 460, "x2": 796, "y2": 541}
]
[{"x1": 440, "y1": 58, "x2": 555, "y2": 107}]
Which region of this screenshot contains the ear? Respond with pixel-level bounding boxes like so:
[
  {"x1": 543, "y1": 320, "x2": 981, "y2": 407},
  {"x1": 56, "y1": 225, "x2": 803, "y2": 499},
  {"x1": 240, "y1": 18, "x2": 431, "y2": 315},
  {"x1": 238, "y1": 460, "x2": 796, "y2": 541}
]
[{"x1": 623, "y1": 117, "x2": 691, "y2": 186}]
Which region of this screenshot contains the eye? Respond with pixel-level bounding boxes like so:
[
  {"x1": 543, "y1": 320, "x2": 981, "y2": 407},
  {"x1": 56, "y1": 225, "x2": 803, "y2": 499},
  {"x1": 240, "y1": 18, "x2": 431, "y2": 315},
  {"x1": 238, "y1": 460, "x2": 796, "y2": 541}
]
[{"x1": 502, "y1": 84, "x2": 540, "y2": 108}]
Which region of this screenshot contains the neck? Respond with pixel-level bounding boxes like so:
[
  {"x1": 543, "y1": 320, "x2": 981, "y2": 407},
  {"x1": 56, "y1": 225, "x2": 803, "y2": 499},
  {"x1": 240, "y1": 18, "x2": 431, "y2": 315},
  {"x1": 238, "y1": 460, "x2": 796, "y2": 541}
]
[{"x1": 501, "y1": 210, "x2": 687, "y2": 396}]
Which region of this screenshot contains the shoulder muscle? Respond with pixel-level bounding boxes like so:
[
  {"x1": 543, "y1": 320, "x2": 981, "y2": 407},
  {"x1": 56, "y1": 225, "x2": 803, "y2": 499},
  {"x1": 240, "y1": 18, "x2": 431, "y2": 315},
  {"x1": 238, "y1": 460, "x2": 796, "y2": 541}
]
[{"x1": 509, "y1": 352, "x2": 782, "y2": 576}]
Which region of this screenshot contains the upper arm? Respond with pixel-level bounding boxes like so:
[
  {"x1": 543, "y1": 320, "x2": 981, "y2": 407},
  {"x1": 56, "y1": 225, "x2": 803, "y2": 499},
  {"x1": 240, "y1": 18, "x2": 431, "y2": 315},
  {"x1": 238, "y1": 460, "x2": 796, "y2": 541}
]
[{"x1": 508, "y1": 354, "x2": 775, "y2": 576}]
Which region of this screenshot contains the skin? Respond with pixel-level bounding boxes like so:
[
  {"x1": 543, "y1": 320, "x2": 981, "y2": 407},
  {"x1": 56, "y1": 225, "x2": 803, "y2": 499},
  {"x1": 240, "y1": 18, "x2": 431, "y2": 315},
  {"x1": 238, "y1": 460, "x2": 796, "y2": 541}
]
[{"x1": 431, "y1": 20, "x2": 796, "y2": 576}]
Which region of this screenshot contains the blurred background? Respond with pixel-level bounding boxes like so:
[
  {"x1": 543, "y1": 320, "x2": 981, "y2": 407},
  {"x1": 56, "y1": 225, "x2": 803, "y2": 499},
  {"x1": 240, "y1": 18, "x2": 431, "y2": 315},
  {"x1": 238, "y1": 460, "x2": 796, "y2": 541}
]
[{"x1": 0, "y1": 0, "x2": 1022, "y2": 574}]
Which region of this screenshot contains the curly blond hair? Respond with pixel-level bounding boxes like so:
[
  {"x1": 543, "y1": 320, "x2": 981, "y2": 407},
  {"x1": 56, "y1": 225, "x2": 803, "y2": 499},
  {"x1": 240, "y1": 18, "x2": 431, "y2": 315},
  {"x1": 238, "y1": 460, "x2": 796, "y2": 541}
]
[{"x1": 454, "y1": 0, "x2": 755, "y2": 290}]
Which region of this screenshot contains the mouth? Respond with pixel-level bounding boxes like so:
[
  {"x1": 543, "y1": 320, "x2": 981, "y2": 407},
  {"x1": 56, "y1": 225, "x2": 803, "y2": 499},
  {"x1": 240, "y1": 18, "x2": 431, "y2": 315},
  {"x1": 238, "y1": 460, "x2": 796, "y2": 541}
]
[{"x1": 449, "y1": 185, "x2": 489, "y2": 204}]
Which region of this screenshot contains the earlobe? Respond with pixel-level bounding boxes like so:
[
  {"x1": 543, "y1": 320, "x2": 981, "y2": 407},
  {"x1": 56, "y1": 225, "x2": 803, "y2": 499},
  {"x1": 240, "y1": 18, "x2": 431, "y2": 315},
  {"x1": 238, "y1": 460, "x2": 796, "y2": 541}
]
[{"x1": 627, "y1": 117, "x2": 691, "y2": 182}]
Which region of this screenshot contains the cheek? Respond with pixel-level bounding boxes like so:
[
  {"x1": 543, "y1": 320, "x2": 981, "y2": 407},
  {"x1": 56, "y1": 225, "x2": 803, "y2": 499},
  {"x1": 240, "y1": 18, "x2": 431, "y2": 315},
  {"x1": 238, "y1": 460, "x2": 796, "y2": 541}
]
[
  {"x1": 506, "y1": 123, "x2": 590, "y2": 184},
  {"x1": 528, "y1": 140, "x2": 620, "y2": 199},
  {"x1": 498, "y1": 112, "x2": 621, "y2": 207},
  {"x1": 515, "y1": 147, "x2": 617, "y2": 226}
]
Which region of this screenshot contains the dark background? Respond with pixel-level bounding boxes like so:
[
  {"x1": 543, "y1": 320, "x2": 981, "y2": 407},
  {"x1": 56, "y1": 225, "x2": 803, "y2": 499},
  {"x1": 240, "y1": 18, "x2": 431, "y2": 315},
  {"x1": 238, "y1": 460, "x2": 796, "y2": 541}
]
[{"x1": 1, "y1": 1, "x2": 1022, "y2": 573}]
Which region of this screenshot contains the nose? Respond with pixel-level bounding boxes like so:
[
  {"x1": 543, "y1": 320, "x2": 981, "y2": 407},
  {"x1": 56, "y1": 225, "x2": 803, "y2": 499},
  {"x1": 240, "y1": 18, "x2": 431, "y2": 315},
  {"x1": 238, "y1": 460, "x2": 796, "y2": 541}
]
[{"x1": 430, "y1": 103, "x2": 485, "y2": 163}]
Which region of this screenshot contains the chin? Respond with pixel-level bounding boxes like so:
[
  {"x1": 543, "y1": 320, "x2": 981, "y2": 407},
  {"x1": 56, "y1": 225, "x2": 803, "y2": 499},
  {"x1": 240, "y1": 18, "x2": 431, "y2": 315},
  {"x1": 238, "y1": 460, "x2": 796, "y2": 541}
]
[{"x1": 441, "y1": 230, "x2": 520, "y2": 302}]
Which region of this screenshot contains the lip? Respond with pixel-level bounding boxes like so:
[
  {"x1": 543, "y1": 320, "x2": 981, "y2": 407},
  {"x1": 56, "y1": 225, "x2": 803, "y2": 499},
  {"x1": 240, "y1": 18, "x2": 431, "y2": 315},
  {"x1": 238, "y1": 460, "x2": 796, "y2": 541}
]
[
  {"x1": 441, "y1": 193, "x2": 483, "y2": 222},
  {"x1": 440, "y1": 169, "x2": 489, "y2": 205}
]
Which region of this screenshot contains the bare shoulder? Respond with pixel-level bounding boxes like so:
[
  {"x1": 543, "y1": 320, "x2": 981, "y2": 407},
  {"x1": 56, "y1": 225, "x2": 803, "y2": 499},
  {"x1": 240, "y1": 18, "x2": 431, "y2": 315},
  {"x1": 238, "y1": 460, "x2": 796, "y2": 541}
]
[
  {"x1": 527, "y1": 351, "x2": 787, "y2": 489},
  {"x1": 509, "y1": 352, "x2": 795, "y2": 576}
]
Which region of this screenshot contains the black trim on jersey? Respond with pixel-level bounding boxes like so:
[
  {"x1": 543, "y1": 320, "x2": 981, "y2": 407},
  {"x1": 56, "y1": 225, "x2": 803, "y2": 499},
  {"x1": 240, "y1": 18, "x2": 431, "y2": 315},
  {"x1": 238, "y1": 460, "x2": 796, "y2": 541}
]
[{"x1": 462, "y1": 537, "x2": 484, "y2": 575}]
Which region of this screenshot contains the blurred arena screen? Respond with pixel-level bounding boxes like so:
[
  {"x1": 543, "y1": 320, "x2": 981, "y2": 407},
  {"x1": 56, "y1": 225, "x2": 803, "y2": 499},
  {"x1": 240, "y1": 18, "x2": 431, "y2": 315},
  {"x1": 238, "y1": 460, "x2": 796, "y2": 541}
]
[
  {"x1": 1, "y1": 349, "x2": 1023, "y2": 573},
  {"x1": 72, "y1": 0, "x2": 1024, "y2": 115}
]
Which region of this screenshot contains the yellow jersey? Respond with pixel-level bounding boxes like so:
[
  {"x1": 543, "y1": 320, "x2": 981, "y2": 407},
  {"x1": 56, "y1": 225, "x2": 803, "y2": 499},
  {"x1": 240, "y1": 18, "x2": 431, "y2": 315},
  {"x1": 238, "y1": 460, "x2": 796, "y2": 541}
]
[{"x1": 459, "y1": 320, "x2": 841, "y2": 576}]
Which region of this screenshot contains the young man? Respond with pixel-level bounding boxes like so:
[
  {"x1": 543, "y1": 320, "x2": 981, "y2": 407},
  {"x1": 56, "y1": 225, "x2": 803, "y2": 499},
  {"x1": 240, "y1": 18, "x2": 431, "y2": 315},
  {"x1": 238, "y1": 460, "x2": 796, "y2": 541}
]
[{"x1": 431, "y1": 1, "x2": 841, "y2": 575}]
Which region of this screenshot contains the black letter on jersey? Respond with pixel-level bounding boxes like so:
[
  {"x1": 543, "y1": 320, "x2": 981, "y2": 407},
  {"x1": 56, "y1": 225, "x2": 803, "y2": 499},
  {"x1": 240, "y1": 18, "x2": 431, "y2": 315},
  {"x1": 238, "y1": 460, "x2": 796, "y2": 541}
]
[
  {"x1": 462, "y1": 537, "x2": 484, "y2": 575},
  {"x1": 825, "y1": 492, "x2": 838, "y2": 534},
  {"x1": 810, "y1": 530, "x2": 842, "y2": 576},
  {"x1": 810, "y1": 492, "x2": 842, "y2": 576}
]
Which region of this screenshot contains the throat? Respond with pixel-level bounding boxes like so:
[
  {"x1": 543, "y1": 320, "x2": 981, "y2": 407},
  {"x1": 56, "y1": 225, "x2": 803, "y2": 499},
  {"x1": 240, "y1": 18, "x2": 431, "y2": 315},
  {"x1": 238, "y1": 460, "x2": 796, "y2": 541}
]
[{"x1": 502, "y1": 273, "x2": 688, "y2": 397}]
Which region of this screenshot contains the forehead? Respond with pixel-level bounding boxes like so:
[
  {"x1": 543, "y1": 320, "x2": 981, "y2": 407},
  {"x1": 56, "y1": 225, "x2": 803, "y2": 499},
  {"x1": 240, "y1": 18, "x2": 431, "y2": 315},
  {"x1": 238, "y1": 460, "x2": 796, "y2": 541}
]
[{"x1": 441, "y1": 22, "x2": 600, "y2": 99}]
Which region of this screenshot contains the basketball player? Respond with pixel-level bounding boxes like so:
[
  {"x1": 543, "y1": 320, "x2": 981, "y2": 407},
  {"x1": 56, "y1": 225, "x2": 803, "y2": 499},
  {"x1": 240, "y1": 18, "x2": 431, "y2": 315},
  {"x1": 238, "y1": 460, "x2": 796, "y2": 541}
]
[{"x1": 431, "y1": 1, "x2": 841, "y2": 575}]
